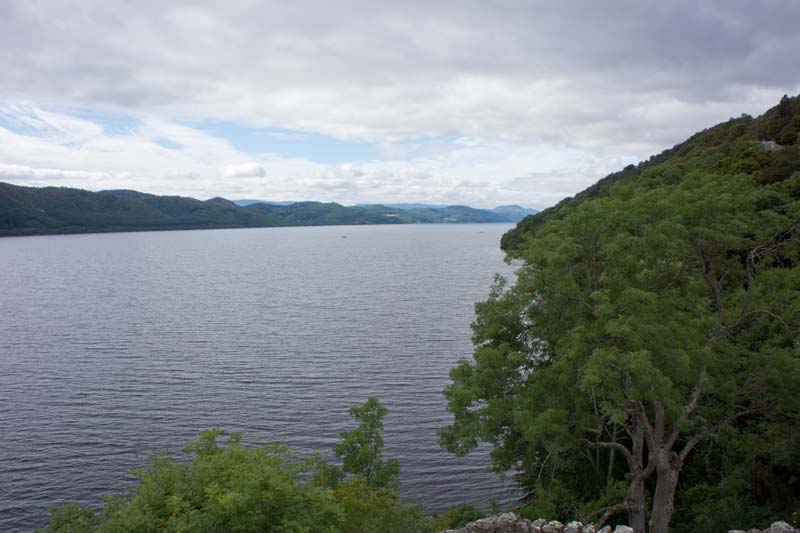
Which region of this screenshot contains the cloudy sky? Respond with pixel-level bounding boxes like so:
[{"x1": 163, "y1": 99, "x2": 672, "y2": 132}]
[{"x1": 1, "y1": 1, "x2": 799, "y2": 209}]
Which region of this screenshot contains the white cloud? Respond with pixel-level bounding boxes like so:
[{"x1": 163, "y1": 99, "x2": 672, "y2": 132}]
[
  {"x1": 0, "y1": 163, "x2": 113, "y2": 183},
  {"x1": 220, "y1": 162, "x2": 266, "y2": 179},
  {"x1": 0, "y1": 105, "x2": 626, "y2": 207}
]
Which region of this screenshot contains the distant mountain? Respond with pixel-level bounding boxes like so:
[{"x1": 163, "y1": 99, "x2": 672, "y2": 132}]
[
  {"x1": 362, "y1": 203, "x2": 537, "y2": 221},
  {"x1": 491, "y1": 204, "x2": 538, "y2": 219},
  {"x1": 0, "y1": 184, "x2": 524, "y2": 237},
  {"x1": 362, "y1": 202, "x2": 449, "y2": 210},
  {"x1": 401, "y1": 205, "x2": 510, "y2": 223},
  {"x1": 233, "y1": 199, "x2": 297, "y2": 207}
]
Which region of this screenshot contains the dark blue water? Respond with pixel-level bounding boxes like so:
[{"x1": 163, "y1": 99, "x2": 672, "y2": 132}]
[{"x1": 0, "y1": 224, "x2": 518, "y2": 532}]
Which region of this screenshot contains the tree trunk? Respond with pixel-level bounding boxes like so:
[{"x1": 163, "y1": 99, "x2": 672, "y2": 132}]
[
  {"x1": 649, "y1": 450, "x2": 680, "y2": 533},
  {"x1": 626, "y1": 475, "x2": 646, "y2": 533},
  {"x1": 626, "y1": 425, "x2": 649, "y2": 533}
]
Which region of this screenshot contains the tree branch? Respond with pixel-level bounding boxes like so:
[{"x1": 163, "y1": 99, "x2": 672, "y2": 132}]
[
  {"x1": 710, "y1": 220, "x2": 800, "y2": 343},
  {"x1": 741, "y1": 309, "x2": 798, "y2": 344},
  {"x1": 652, "y1": 399, "x2": 666, "y2": 444},
  {"x1": 677, "y1": 406, "x2": 766, "y2": 463},
  {"x1": 585, "y1": 440, "x2": 633, "y2": 470},
  {"x1": 585, "y1": 502, "x2": 628, "y2": 529},
  {"x1": 535, "y1": 450, "x2": 553, "y2": 487},
  {"x1": 635, "y1": 401, "x2": 656, "y2": 453},
  {"x1": 659, "y1": 258, "x2": 689, "y2": 295},
  {"x1": 666, "y1": 367, "x2": 706, "y2": 450}
]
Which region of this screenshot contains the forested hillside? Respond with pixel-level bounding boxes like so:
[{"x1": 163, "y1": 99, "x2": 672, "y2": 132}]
[
  {"x1": 502, "y1": 94, "x2": 800, "y2": 250},
  {"x1": 442, "y1": 95, "x2": 800, "y2": 532},
  {"x1": 0, "y1": 185, "x2": 518, "y2": 237}
]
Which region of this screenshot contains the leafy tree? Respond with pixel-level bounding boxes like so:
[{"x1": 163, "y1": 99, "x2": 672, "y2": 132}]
[
  {"x1": 75, "y1": 429, "x2": 343, "y2": 532},
  {"x1": 42, "y1": 502, "x2": 98, "y2": 533},
  {"x1": 425, "y1": 503, "x2": 484, "y2": 530},
  {"x1": 39, "y1": 401, "x2": 425, "y2": 533},
  {"x1": 334, "y1": 397, "x2": 400, "y2": 490},
  {"x1": 441, "y1": 96, "x2": 800, "y2": 532},
  {"x1": 333, "y1": 477, "x2": 423, "y2": 533}
]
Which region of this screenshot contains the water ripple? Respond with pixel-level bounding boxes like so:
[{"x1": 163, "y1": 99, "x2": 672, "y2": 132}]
[{"x1": 0, "y1": 224, "x2": 519, "y2": 532}]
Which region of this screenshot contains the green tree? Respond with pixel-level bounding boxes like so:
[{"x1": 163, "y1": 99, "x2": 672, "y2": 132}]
[
  {"x1": 441, "y1": 99, "x2": 800, "y2": 533},
  {"x1": 42, "y1": 501, "x2": 97, "y2": 533},
  {"x1": 334, "y1": 397, "x2": 400, "y2": 490},
  {"x1": 333, "y1": 477, "x2": 423, "y2": 533},
  {"x1": 425, "y1": 503, "x2": 484, "y2": 531},
  {"x1": 40, "y1": 429, "x2": 345, "y2": 532},
  {"x1": 39, "y1": 401, "x2": 425, "y2": 533}
]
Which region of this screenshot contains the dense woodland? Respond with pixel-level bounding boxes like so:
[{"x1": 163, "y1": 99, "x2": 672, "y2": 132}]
[
  {"x1": 0, "y1": 185, "x2": 527, "y2": 236},
  {"x1": 42, "y1": 96, "x2": 799, "y2": 532},
  {"x1": 442, "y1": 95, "x2": 800, "y2": 532}
]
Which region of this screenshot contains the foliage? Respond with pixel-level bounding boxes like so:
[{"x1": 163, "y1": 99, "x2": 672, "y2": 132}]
[
  {"x1": 333, "y1": 478, "x2": 423, "y2": 533},
  {"x1": 442, "y1": 94, "x2": 800, "y2": 532},
  {"x1": 426, "y1": 503, "x2": 485, "y2": 530},
  {"x1": 43, "y1": 501, "x2": 98, "y2": 533},
  {"x1": 39, "y1": 400, "x2": 429, "y2": 533},
  {"x1": 334, "y1": 397, "x2": 400, "y2": 490},
  {"x1": 501, "y1": 94, "x2": 800, "y2": 251},
  {"x1": 41, "y1": 430, "x2": 343, "y2": 532}
]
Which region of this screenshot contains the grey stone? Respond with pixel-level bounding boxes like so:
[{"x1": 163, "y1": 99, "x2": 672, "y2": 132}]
[
  {"x1": 439, "y1": 516, "x2": 632, "y2": 533},
  {"x1": 760, "y1": 140, "x2": 784, "y2": 151},
  {"x1": 445, "y1": 512, "x2": 542, "y2": 533},
  {"x1": 764, "y1": 522, "x2": 797, "y2": 533},
  {"x1": 542, "y1": 521, "x2": 564, "y2": 533}
]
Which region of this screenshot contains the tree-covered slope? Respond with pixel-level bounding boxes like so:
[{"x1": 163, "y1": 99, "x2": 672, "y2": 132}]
[
  {"x1": 0, "y1": 184, "x2": 516, "y2": 237},
  {"x1": 502, "y1": 94, "x2": 800, "y2": 251},
  {"x1": 442, "y1": 95, "x2": 800, "y2": 532}
]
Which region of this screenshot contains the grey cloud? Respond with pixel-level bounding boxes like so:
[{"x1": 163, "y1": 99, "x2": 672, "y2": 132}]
[{"x1": 1, "y1": 1, "x2": 798, "y2": 152}]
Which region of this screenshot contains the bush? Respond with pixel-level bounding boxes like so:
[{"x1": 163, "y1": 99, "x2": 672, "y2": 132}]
[{"x1": 39, "y1": 400, "x2": 430, "y2": 533}]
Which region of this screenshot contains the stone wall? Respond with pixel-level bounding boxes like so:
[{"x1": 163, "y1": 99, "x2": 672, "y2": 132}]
[
  {"x1": 440, "y1": 513, "x2": 631, "y2": 533},
  {"x1": 729, "y1": 521, "x2": 799, "y2": 533},
  {"x1": 439, "y1": 512, "x2": 799, "y2": 533}
]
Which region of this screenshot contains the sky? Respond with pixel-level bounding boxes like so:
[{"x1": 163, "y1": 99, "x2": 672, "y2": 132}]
[{"x1": 1, "y1": 1, "x2": 799, "y2": 209}]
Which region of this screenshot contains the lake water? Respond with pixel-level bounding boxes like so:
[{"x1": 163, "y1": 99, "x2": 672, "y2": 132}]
[{"x1": 0, "y1": 223, "x2": 519, "y2": 531}]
